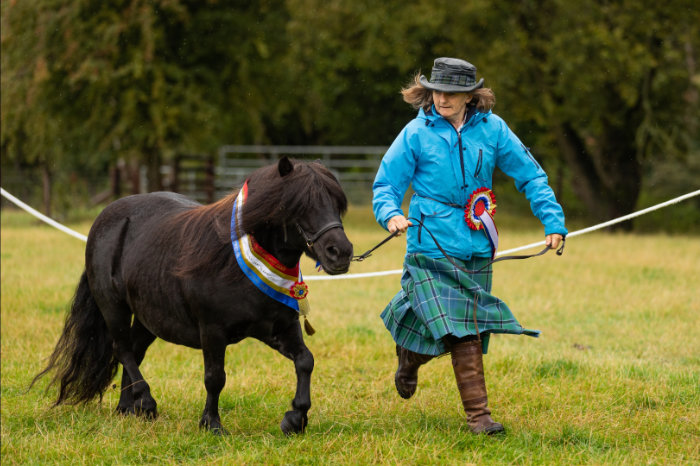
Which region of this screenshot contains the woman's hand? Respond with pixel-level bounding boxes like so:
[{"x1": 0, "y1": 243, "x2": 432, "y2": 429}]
[
  {"x1": 545, "y1": 233, "x2": 564, "y2": 250},
  {"x1": 387, "y1": 215, "x2": 412, "y2": 235}
]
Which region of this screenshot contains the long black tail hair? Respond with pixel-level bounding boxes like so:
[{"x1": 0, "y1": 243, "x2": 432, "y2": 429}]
[{"x1": 30, "y1": 271, "x2": 118, "y2": 405}]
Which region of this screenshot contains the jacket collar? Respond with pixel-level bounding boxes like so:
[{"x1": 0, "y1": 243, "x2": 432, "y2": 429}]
[{"x1": 419, "y1": 105, "x2": 490, "y2": 130}]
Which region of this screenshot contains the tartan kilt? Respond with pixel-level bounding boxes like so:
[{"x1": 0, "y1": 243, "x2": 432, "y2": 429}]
[{"x1": 381, "y1": 253, "x2": 540, "y2": 356}]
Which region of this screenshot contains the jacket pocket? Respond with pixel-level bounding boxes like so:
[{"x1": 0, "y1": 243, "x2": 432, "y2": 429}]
[
  {"x1": 474, "y1": 149, "x2": 483, "y2": 179},
  {"x1": 521, "y1": 143, "x2": 541, "y2": 170},
  {"x1": 410, "y1": 196, "x2": 454, "y2": 245},
  {"x1": 473, "y1": 147, "x2": 494, "y2": 183}
]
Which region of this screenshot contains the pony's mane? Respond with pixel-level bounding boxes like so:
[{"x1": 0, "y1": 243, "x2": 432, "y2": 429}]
[
  {"x1": 241, "y1": 160, "x2": 348, "y2": 234},
  {"x1": 172, "y1": 159, "x2": 347, "y2": 277},
  {"x1": 169, "y1": 193, "x2": 238, "y2": 279}
]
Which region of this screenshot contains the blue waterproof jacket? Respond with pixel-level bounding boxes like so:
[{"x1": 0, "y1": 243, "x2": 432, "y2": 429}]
[{"x1": 373, "y1": 105, "x2": 568, "y2": 260}]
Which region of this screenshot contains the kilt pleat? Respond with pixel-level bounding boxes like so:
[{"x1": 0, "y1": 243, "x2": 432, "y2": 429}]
[{"x1": 381, "y1": 253, "x2": 540, "y2": 356}]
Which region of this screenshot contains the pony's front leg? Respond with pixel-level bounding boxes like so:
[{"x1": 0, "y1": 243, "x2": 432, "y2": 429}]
[
  {"x1": 199, "y1": 328, "x2": 228, "y2": 435},
  {"x1": 264, "y1": 322, "x2": 314, "y2": 435},
  {"x1": 281, "y1": 344, "x2": 313, "y2": 435}
]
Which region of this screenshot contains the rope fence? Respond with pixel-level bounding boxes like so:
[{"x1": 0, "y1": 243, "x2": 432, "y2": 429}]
[
  {"x1": 1, "y1": 188, "x2": 89, "y2": 242},
  {"x1": 2, "y1": 187, "x2": 699, "y2": 281}
]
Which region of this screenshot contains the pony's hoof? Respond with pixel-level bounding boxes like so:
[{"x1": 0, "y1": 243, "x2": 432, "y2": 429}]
[
  {"x1": 210, "y1": 426, "x2": 230, "y2": 436},
  {"x1": 134, "y1": 399, "x2": 158, "y2": 419},
  {"x1": 199, "y1": 415, "x2": 229, "y2": 435},
  {"x1": 206, "y1": 424, "x2": 230, "y2": 436},
  {"x1": 280, "y1": 410, "x2": 307, "y2": 435},
  {"x1": 115, "y1": 404, "x2": 135, "y2": 416}
]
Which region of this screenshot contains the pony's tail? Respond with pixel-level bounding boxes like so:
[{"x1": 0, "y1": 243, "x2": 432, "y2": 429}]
[{"x1": 29, "y1": 270, "x2": 119, "y2": 405}]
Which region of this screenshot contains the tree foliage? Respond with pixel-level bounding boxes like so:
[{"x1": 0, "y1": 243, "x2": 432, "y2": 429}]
[
  {"x1": 480, "y1": 0, "x2": 700, "y2": 221},
  {"x1": 2, "y1": 0, "x2": 698, "y2": 223},
  {"x1": 2, "y1": 0, "x2": 288, "y2": 194}
]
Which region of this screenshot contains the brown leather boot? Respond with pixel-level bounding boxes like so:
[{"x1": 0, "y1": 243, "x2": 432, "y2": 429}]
[
  {"x1": 451, "y1": 340, "x2": 505, "y2": 434},
  {"x1": 395, "y1": 345, "x2": 433, "y2": 399}
]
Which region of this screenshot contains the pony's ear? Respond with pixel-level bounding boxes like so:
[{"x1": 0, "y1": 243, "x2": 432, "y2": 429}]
[{"x1": 278, "y1": 156, "x2": 294, "y2": 177}]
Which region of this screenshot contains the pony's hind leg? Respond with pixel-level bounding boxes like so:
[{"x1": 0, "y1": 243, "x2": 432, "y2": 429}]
[
  {"x1": 262, "y1": 321, "x2": 314, "y2": 435},
  {"x1": 116, "y1": 318, "x2": 157, "y2": 415},
  {"x1": 100, "y1": 305, "x2": 158, "y2": 418}
]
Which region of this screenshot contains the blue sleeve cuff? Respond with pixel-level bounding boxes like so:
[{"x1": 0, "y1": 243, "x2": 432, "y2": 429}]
[{"x1": 544, "y1": 225, "x2": 568, "y2": 236}]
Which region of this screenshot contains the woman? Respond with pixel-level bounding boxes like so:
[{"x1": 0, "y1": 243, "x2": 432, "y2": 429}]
[{"x1": 373, "y1": 57, "x2": 567, "y2": 435}]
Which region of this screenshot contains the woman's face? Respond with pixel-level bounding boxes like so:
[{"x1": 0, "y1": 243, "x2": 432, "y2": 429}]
[{"x1": 433, "y1": 91, "x2": 472, "y2": 125}]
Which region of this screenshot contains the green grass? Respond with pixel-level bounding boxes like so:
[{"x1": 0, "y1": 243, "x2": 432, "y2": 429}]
[{"x1": 2, "y1": 207, "x2": 699, "y2": 465}]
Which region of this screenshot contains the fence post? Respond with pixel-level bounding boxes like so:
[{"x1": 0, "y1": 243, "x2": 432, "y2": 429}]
[{"x1": 205, "y1": 156, "x2": 215, "y2": 204}]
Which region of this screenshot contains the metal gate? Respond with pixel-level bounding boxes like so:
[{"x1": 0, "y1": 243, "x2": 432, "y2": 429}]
[{"x1": 216, "y1": 145, "x2": 388, "y2": 204}]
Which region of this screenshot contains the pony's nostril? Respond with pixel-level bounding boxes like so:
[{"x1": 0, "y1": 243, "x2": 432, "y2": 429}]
[{"x1": 326, "y1": 245, "x2": 339, "y2": 259}]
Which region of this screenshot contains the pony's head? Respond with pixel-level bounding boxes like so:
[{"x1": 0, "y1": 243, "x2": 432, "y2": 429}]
[{"x1": 242, "y1": 157, "x2": 353, "y2": 275}]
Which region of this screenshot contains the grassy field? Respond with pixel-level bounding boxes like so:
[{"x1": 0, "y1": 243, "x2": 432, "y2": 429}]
[{"x1": 1, "y1": 206, "x2": 699, "y2": 465}]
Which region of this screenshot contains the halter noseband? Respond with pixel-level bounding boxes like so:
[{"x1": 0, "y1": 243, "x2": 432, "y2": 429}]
[{"x1": 295, "y1": 221, "x2": 344, "y2": 249}]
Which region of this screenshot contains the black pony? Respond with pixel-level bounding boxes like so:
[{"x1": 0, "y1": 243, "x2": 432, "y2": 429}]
[{"x1": 32, "y1": 157, "x2": 353, "y2": 435}]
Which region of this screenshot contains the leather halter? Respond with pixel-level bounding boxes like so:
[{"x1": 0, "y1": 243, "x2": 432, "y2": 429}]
[{"x1": 295, "y1": 221, "x2": 344, "y2": 249}]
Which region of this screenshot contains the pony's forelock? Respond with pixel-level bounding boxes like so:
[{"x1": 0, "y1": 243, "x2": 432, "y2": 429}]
[{"x1": 241, "y1": 160, "x2": 347, "y2": 234}]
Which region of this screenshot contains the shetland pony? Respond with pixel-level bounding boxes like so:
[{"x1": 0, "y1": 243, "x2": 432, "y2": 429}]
[{"x1": 32, "y1": 157, "x2": 353, "y2": 435}]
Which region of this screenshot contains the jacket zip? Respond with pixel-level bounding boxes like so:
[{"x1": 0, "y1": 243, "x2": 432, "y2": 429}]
[
  {"x1": 420, "y1": 121, "x2": 465, "y2": 244},
  {"x1": 430, "y1": 108, "x2": 476, "y2": 198},
  {"x1": 456, "y1": 107, "x2": 478, "y2": 191},
  {"x1": 458, "y1": 133, "x2": 466, "y2": 188}
]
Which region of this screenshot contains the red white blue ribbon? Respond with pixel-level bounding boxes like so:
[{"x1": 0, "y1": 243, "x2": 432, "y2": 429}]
[
  {"x1": 230, "y1": 181, "x2": 308, "y2": 312},
  {"x1": 465, "y1": 187, "x2": 499, "y2": 259}
]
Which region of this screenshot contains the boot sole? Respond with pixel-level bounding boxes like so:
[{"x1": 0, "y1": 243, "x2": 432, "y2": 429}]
[
  {"x1": 471, "y1": 423, "x2": 505, "y2": 435},
  {"x1": 395, "y1": 345, "x2": 416, "y2": 399}
]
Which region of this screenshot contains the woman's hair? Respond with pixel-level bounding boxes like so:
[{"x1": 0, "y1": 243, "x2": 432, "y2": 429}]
[{"x1": 400, "y1": 72, "x2": 496, "y2": 112}]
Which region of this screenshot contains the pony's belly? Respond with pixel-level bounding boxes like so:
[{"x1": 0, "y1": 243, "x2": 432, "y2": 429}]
[{"x1": 134, "y1": 308, "x2": 202, "y2": 349}]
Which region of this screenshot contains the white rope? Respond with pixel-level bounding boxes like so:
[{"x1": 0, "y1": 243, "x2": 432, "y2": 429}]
[
  {"x1": 485, "y1": 188, "x2": 700, "y2": 257},
  {"x1": 3, "y1": 187, "x2": 698, "y2": 280},
  {"x1": 307, "y1": 188, "x2": 700, "y2": 280},
  {"x1": 1, "y1": 188, "x2": 88, "y2": 242}
]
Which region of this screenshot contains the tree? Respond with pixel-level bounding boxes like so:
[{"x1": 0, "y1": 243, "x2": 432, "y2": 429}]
[
  {"x1": 3, "y1": 0, "x2": 697, "y2": 223},
  {"x1": 463, "y1": 0, "x2": 700, "y2": 223},
  {"x1": 2, "y1": 0, "x2": 290, "y2": 210},
  {"x1": 1, "y1": 0, "x2": 70, "y2": 215},
  {"x1": 282, "y1": 0, "x2": 454, "y2": 144},
  {"x1": 283, "y1": 0, "x2": 699, "y2": 222}
]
